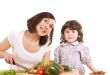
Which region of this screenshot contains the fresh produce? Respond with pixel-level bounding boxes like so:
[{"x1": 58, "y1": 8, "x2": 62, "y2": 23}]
[
  {"x1": 0, "y1": 60, "x2": 72, "y2": 75},
  {"x1": 45, "y1": 60, "x2": 61, "y2": 75},
  {"x1": 34, "y1": 60, "x2": 46, "y2": 69},
  {"x1": 61, "y1": 65, "x2": 72, "y2": 72},
  {"x1": 6, "y1": 69, "x2": 16, "y2": 75},
  {"x1": 31, "y1": 60, "x2": 72, "y2": 75},
  {"x1": 36, "y1": 65, "x2": 45, "y2": 75},
  {"x1": 0, "y1": 70, "x2": 6, "y2": 75},
  {"x1": 0, "y1": 69, "x2": 16, "y2": 75}
]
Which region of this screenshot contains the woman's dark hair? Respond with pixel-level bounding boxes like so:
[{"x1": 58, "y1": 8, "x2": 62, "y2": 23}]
[
  {"x1": 27, "y1": 12, "x2": 55, "y2": 46},
  {"x1": 60, "y1": 20, "x2": 83, "y2": 43}
]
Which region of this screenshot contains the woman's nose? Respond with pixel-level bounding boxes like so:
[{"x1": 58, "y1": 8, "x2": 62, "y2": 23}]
[{"x1": 45, "y1": 24, "x2": 50, "y2": 30}]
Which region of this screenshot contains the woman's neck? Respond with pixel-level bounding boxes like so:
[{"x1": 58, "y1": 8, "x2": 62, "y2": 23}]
[{"x1": 25, "y1": 30, "x2": 40, "y2": 42}]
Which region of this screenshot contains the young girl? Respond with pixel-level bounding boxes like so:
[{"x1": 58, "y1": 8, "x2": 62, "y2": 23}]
[
  {"x1": 54, "y1": 20, "x2": 104, "y2": 75},
  {"x1": 0, "y1": 12, "x2": 55, "y2": 71}
]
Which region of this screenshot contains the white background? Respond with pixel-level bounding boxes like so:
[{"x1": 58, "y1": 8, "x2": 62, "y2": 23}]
[{"x1": 0, "y1": 0, "x2": 110, "y2": 75}]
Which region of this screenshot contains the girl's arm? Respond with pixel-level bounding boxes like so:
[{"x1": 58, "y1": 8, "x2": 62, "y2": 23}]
[
  {"x1": 86, "y1": 62, "x2": 97, "y2": 72},
  {"x1": 80, "y1": 45, "x2": 104, "y2": 73},
  {"x1": 86, "y1": 62, "x2": 105, "y2": 73}
]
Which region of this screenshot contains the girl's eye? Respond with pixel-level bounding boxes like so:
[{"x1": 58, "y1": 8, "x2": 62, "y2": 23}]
[
  {"x1": 65, "y1": 31, "x2": 69, "y2": 33},
  {"x1": 72, "y1": 30, "x2": 77, "y2": 33},
  {"x1": 72, "y1": 30, "x2": 75, "y2": 33}
]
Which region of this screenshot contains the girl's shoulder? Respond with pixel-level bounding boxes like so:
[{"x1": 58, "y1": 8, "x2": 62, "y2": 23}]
[
  {"x1": 59, "y1": 42, "x2": 88, "y2": 47},
  {"x1": 53, "y1": 43, "x2": 64, "y2": 51},
  {"x1": 78, "y1": 42, "x2": 89, "y2": 47},
  {"x1": 59, "y1": 42, "x2": 69, "y2": 47},
  {"x1": 76, "y1": 42, "x2": 90, "y2": 51}
]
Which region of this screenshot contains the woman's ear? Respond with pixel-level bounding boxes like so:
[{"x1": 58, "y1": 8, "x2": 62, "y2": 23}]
[{"x1": 78, "y1": 35, "x2": 80, "y2": 38}]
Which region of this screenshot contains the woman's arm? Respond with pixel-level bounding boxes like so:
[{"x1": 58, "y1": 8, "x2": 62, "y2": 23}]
[
  {"x1": 0, "y1": 37, "x2": 14, "y2": 64},
  {"x1": 43, "y1": 47, "x2": 51, "y2": 61},
  {"x1": 31, "y1": 47, "x2": 51, "y2": 69},
  {"x1": 0, "y1": 37, "x2": 11, "y2": 57}
]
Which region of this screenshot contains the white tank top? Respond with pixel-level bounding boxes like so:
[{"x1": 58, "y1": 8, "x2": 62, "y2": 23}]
[{"x1": 8, "y1": 30, "x2": 49, "y2": 69}]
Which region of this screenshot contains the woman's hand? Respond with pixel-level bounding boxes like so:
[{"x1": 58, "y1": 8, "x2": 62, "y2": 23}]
[
  {"x1": 3, "y1": 52, "x2": 15, "y2": 64},
  {"x1": 31, "y1": 63, "x2": 36, "y2": 70}
]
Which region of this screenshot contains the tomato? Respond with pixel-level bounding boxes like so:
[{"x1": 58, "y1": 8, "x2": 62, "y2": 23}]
[{"x1": 36, "y1": 66, "x2": 45, "y2": 75}]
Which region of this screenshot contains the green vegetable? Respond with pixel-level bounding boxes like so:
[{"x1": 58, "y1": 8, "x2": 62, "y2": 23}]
[
  {"x1": 45, "y1": 61, "x2": 61, "y2": 75},
  {"x1": 5, "y1": 69, "x2": 16, "y2": 75},
  {"x1": 0, "y1": 69, "x2": 16, "y2": 75},
  {"x1": 61, "y1": 65, "x2": 72, "y2": 72},
  {"x1": 0, "y1": 70, "x2": 6, "y2": 75},
  {"x1": 34, "y1": 60, "x2": 46, "y2": 69}
]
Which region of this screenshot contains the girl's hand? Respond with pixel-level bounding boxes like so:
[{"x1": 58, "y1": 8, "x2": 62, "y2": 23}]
[
  {"x1": 93, "y1": 70, "x2": 105, "y2": 74},
  {"x1": 3, "y1": 52, "x2": 15, "y2": 64}
]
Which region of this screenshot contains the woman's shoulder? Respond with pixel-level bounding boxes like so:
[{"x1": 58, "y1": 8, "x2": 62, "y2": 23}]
[
  {"x1": 8, "y1": 30, "x2": 26, "y2": 40},
  {"x1": 8, "y1": 30, "x2": 25, "y2": 35}
]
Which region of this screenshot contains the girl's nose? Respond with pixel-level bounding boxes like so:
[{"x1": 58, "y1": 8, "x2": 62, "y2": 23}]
[{"x1": 69, "y1": 32, "x2": 73, "y2": 35}]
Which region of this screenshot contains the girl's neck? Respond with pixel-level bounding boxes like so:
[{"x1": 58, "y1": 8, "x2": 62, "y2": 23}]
[{"x1": 67, "y1": 41, "x2": 79, "y2": 44}]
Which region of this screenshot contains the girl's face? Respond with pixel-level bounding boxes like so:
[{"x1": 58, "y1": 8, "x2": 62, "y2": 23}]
[
  {"x1": 64, "y1": 28, "x2": 79, "y2": 43},
  {"x1": 36, "y1": 18, "x2": 55, "y2": 36}
]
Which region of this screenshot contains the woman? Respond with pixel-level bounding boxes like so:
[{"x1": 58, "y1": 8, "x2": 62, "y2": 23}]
[{"x1": 0, "y1": 12, "x2": 56, "y2": 70}]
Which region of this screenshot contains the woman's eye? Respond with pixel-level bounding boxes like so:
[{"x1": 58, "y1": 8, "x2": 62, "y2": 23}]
[
  {"x1": 44, "y1": 19, "x2": 48, "y2": 23},
  {"x1": 49, "y1": 24, "x2": 53, "y2": 29}
]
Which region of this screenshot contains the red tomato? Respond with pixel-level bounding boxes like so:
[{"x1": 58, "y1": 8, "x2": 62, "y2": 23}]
[
  {"x1": 45, "y1": 63, "x2": 49, "y2": 67},
  {"x1": 36, "y1": 66, "x2": 45, "y2": 75},
  {"x1": 40, "y1": 66, "x2": 45, "y2": 70}
]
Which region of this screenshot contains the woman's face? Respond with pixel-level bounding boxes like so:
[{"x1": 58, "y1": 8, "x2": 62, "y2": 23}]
[
  {"x1": 36, "y1": 18, "x2": 55, "y2": 36},
  {"x1": 64, "y1": 28, "x2": 79, "y2": 43}
]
